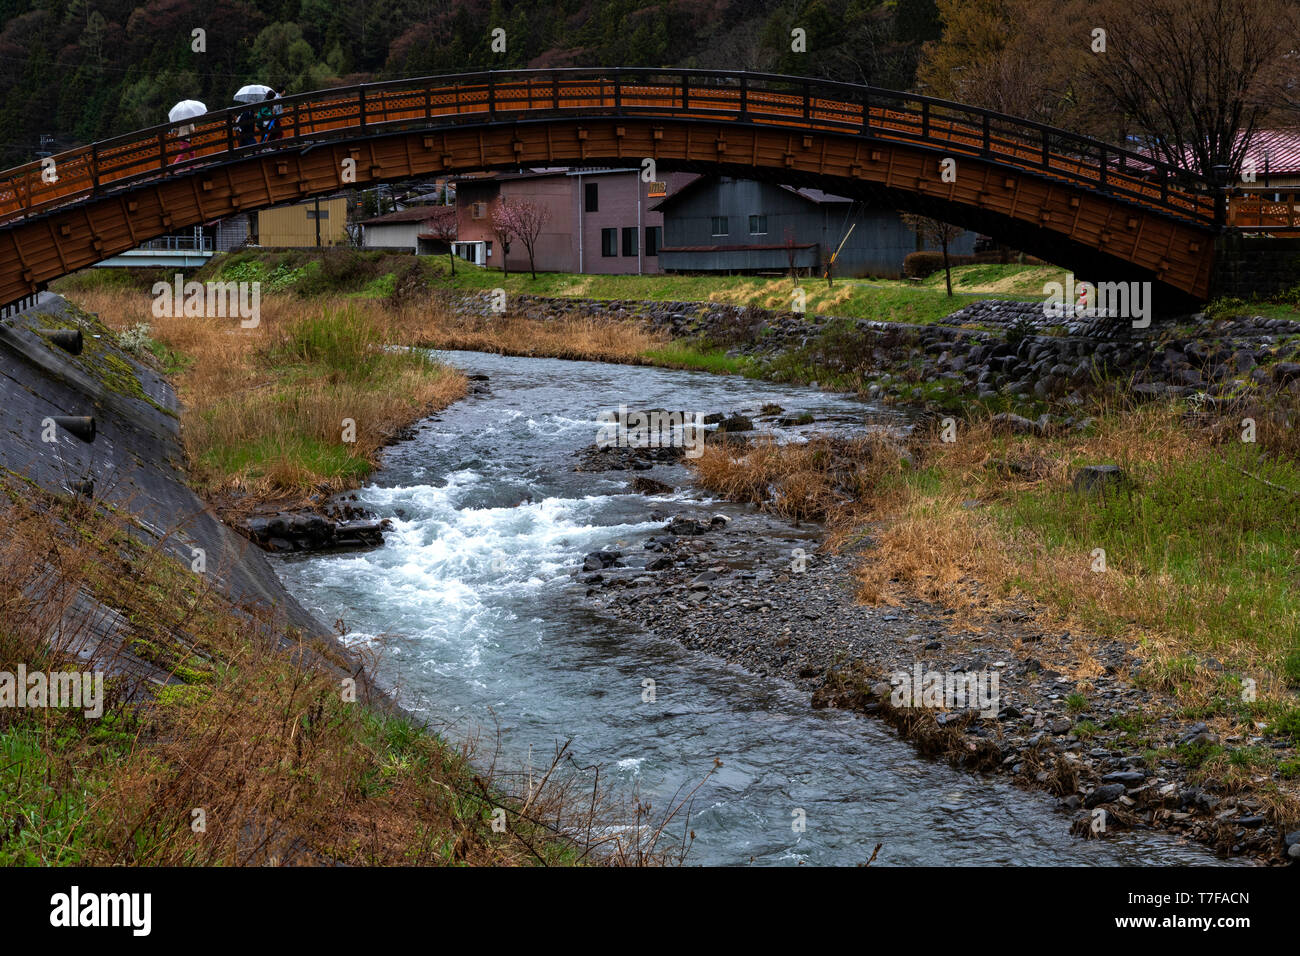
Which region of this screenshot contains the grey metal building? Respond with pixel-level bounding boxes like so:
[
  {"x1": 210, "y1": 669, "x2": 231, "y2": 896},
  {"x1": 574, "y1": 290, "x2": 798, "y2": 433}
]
[{"x1": 651, "y1": 176, "x2": 974, "y2": 278}]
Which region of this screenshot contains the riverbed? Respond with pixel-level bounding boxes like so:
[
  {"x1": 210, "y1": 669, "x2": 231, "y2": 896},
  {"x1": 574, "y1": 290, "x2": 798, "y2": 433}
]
[{"x1": 271, "y1": 349, "x2": 1226, "y2": 866}]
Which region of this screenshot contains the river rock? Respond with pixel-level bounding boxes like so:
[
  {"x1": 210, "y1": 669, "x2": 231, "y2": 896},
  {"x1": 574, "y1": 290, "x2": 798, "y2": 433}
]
[
  {"x1": 715, "y1": 413, "x2": 754, "y2": 432},
  {"x1": 989, "y1": 412, "x2": 1038, "y2": 435},
  {"x1": 665, "y1": 516, "x2": 709, "y2": 535},
  {"x1": 630, "y1": 476, "x2": 674, "y2": 495},
  {"x1": 1071, "y1": 464, "x2": 1127, "y2": 494},
  {"x1": 583, "y1": 549, "x2": 623, "y2": 571},
  {"x1": 1084, "y1": 783, "x2": 1127, "y2": 807}
]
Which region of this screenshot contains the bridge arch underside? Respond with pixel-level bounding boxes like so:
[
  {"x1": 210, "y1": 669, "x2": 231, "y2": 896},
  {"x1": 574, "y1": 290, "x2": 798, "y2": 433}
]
[{"x1": 0, "y1": 117, "x2": 1216, "y2": 311}]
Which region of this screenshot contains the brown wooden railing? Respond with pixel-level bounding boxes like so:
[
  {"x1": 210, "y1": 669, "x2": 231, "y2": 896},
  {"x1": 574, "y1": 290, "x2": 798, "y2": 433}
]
[
  {"x1": 1228, "y1": 188, "x2": 1300, "y2": 232},
  {"x1": 0, "y1": 68, "x2": 1220, "y2": 230}
]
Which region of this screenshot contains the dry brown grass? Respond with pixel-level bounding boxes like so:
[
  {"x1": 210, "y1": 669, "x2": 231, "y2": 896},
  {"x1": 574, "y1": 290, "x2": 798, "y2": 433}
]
[
  {"x1": 690, "y1": 431, "x2": 909, "y2": 523},
  {"x1": 65, "y1": 289, "x2": 468, "y2": 500},
  {"x1": 387, "y1": 299, "x2": 672, "y2": 363}
]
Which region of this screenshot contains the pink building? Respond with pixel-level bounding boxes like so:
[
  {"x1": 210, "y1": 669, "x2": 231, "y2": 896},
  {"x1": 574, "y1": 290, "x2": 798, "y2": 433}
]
[{"x1": 453, "y1": 168, "x2": 696, "y2": 274}]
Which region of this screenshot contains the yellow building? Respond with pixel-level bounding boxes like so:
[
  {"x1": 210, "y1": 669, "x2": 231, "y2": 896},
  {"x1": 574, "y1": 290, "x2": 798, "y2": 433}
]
[{"x1": 256, "y1": 197, "x2": 349, "y2": 247}]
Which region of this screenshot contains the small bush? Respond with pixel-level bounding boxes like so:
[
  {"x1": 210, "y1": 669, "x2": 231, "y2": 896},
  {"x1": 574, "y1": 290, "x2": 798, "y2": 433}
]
[
  {"x1": 117, "y1": 322, "x2": 153, "y2": 354},
  {"x1": 902, "y1": 250, "x2": 975, "y2": 279}
]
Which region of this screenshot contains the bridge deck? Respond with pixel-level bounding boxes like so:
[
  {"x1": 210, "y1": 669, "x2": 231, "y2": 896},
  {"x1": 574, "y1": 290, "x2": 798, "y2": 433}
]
[{"x1": 0, "y1": 71, "x2": 1217, "y2": 227}]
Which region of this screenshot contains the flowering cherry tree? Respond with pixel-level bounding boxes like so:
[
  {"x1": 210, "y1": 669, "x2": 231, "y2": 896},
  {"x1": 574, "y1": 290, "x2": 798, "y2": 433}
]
[{"x1": 490, "y1": 196, "x2": 551, "y2": 279}]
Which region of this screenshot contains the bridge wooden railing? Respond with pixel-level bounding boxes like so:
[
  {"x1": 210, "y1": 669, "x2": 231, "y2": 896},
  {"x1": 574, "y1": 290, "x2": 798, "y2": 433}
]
[
  {"x1": 1227, "y1": 188, "x2": 1300, "y2": 232},
  {"x1": 0, "y1": 69, "x2": 1219, "y2": 231}
]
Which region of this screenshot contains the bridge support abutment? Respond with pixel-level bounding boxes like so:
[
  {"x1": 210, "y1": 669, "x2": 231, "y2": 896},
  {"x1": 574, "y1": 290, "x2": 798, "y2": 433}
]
[{"x1": 1211, "y1": 232, "x2": 1300, "y2": 302}]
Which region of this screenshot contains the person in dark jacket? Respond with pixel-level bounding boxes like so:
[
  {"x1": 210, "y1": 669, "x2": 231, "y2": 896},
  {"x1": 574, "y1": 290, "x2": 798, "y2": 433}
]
[
  {"x1": 257, "y1": 91, "x2": 279, "y2": 143},
  {"x1": 234, "y1": 107, "x2": 256, "y2": 148}
]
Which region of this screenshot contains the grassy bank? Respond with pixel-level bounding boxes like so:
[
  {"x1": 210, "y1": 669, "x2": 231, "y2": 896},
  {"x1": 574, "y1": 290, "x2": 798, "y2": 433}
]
[
  {"x1": 0, "y1": 483, "x2": 632, "y2": 865},
  {"x1": 65, "y1": 288, "x2": 467, "y2": 501},
  {"x1": 691, "y1": 400, "x2": 1300, "y2": 713},
  {"x1": 90, "y1": 247, "x2": 1065, "y2": 323}
]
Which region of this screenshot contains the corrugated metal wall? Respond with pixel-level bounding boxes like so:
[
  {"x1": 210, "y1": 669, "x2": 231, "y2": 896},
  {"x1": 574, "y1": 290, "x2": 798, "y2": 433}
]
[{"x1": 257, "y1": 198, "x2": 349, "y2": 247}]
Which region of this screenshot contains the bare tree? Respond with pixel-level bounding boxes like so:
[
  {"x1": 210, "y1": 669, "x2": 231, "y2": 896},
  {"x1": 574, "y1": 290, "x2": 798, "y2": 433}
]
[
  {"x1": 901, "y1": 214, "x2": 965, "y2": 296},
  {"x1": 423, "y1": 204, "x2": 458, "y2": 276},
  {"x1": 1085, "y1": 0, "x2": 1300, "y2": 176},
  {"x1": 491, "y1": 196, "x2": 551, "y2": 280}
]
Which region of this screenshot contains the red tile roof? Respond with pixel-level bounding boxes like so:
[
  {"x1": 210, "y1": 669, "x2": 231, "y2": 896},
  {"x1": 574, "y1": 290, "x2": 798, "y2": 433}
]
[{"x1": 1241, "y1": 129, "x2": 1300, "y2": 174}]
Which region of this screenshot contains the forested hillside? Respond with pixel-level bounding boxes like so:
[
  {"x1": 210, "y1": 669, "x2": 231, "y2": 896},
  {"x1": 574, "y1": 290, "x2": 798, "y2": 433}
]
[{"x1": 0, "y1": 0, "x2": 941, "y2": 167}]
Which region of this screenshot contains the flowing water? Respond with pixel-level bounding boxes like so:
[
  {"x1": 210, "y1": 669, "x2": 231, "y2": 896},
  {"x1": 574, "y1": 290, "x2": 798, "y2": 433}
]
[{"x1": 272, "y1": 350, "x2": 1227, "y2": 866}]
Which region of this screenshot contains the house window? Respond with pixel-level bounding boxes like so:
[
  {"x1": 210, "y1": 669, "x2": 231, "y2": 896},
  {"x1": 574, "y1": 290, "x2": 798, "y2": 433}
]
[
  {"x1": 710, "y1": 216, "x2": 728, "y2": 236},
  {"x1": 622, "y1": 227, "x2": 637, "y2": 257},
  {"x1": 601, "y1": 228, "x2": 617, "y2": 257},
  {"x1": 306, "y1": 208, "x2": 329, "y2": 220},
  {"x1": 748, "y1": 215, "x2": 767, "y2": 235},
  {"x1": 585, "y1": 182, "x2": 599, "y2": 212},
  {"x1": 485, "y1": 241, "x2": 492, "y2": 259},
  {"x1": 645, "y1": 226, "x2": 661, "y2": 257},
  {"x1": 471, "y1": 202, "x2": 487, "y2": 220}
]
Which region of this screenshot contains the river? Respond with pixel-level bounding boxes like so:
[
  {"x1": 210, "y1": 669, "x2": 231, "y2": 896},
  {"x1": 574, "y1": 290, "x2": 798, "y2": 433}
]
[{"x1": 271, "y1": 349, "x2": 1227, "y2": 866}]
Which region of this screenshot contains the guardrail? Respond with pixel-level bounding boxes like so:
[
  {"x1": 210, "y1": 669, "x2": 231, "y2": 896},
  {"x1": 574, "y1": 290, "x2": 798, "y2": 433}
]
[
  {"x1": 1227, "y1": 188, "x2": 1300, "y2": 232},
  {"x1": 0, "y1": 68, "x2": 1220, "y2": 229}
]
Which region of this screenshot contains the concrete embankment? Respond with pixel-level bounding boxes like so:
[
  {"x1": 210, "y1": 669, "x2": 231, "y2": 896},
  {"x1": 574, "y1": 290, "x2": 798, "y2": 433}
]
[{"x1": 0, "y1": 291, "x2": 329, "y2": 679}]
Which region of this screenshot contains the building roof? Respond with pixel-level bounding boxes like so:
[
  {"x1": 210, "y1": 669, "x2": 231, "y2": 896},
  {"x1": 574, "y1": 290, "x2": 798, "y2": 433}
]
[
  {"x1": 1239, "y1": 129, "x2": 1300, "y2": 175},
  {"x1": 649, "y1": 176, "x2": 852, "y2": 212},
  {"x1": 777, "y1": 185, "x2": 852, "y2": 204},
  {"x1": 359, "y1": 206, "x2": 451, "y2": 226}
]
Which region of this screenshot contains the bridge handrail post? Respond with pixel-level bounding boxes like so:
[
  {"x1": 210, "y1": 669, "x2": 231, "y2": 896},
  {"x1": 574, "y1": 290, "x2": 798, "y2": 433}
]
[
  {"x1": 22, "y1": 168, "x2": 30, "y2": 219},
  {"x1": 359, "y1": 87, "x2": 367, "y2": 129},
  {"x1": 739, "y1": 73, "x2": 748, "y2": 120},
  {"x1": 89, "y1": 144, "x2": 99, "y2": 196},
  {"x1": 488, "y1": 73, "x2": 495, "y2": 119},
  {"x1": 1041, "y1": 128, "x2": 1050, "y2": 170},
  {"x1": 552, "y1": 74, "x2": 559, "y2": 111},
  {"x1": 158, "y1": 130, "x2": 167, "y2": 171},
  {"x1": 1098, "y1": 146, "x2": 1107, "y2": 187},
  {"x1": 615, "y1": 73, "x2": 622, "y2": 113},
  {"x1": 424, "y1": 84, "x2": 431, "y2": 121},
  {"x1": 682, "y1": 75, "x2": 689, "y2": 111},
  {"x1": 921, "y1": 99, "x2": 929, "y2": 140},
  {"x1": 291, "y1": 100, "x2": 300, "y2": 142},
  {"x1": 982, "y1": 114, "x2": 990, "y2": 156},
  {"x1": 226, "y1": 109, "x2": 234, "y2": 156}
]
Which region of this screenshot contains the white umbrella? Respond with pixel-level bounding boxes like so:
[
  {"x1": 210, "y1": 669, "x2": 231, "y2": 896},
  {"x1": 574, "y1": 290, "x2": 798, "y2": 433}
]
[
  {"x1": 168, "y1": 100, "x2": 207, "y2": 123},
  {"x1": 233, "y1": 84, "x2": 274, "y2": 104}
]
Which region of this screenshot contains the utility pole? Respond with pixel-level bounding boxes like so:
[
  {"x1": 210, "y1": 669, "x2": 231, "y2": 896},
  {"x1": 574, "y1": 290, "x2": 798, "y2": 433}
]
[{"x1": 314, "y1": 196, "x2": 322, "y2": 247}]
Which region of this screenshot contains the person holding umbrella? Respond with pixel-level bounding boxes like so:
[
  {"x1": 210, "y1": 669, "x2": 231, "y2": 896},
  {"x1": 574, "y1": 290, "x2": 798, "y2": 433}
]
[
  {"x1": 257, "y1": 90, "x2": 281, "y2": 143},
  {"x1": 167, "y1": 99, "x2": 206, "y2": 165},
  {"x1": 233, "y1": 84, "x2": 273, "y2": 148}
]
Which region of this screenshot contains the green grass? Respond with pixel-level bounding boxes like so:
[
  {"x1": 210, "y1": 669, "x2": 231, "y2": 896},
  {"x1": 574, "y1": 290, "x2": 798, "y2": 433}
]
[
  {"x1": 424, "y1": 257, "x2": 1048, "y2": 325},
  {"x1": 996, "y1": 438, "x2": 1300, "y2": 674},
  {"x1": 199, "y1": 435, "x2": 372, "y2": 485},
  {"x1": 0, "y1": 716, "x2": 137, "y2": 866},
  {"x1": 642, "y1": 342, "x2": 754, "y2": 374},
  {"x1": 276, "y1": 308, "x2": 387, "y2": 379}
]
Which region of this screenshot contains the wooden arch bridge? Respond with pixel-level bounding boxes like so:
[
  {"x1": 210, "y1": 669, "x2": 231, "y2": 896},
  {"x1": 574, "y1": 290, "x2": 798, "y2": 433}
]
[{"x1": 0, "y1": 68, "x2": 1293, "y2": 312}]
